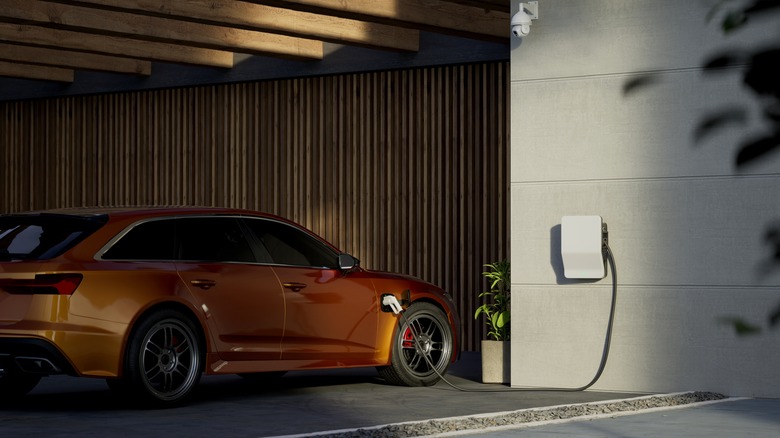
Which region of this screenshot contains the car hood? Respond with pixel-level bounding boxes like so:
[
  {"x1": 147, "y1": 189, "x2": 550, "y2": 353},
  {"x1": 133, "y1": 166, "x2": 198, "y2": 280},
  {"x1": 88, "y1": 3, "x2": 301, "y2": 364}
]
[
  {"x1": 362, "y1": 269, "x2": 421, "y2": 282},
  {"x1": 361, "y1": 269, "x2": 444, "y2": 293}
]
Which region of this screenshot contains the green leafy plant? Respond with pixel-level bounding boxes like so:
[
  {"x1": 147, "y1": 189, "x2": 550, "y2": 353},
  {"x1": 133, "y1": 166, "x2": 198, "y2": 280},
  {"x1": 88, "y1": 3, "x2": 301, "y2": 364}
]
[{"x1": 474, "y1": 260, "x2": 511, "y2": 341}]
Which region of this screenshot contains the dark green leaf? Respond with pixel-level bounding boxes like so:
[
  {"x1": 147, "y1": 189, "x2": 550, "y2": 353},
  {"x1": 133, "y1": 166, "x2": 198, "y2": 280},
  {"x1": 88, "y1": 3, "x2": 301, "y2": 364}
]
[
  {"x1": 720, "y1": 317, "x2": 762, "y2": 336},
  {"x1": 744, "y1": 0, "x2": 780, "y2": 15},
  {"x1": 722, "y1": 11, "x2": 748, "y2": 32},
  {"x1": 735, "y1": 135, "x2": 780, "y2": 166},
  {"x1": 769, "y1": 304, "x2": 780, "y2": 327},
  {"x1": 702, "y1": 53, "x2": 745, "y2": 70},
  {"x1": 693, "y1": 108, "x2": 748, "y2": 143},
  {"x1": 622, "y1": 75, "x2": 661, "y2": 96}
]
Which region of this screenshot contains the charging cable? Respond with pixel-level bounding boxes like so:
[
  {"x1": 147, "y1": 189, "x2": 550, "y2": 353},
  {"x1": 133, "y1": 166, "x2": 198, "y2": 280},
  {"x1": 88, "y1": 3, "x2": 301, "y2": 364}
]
[{"x1": 383, "y1": 243, "x2": 618, "y2": 393}]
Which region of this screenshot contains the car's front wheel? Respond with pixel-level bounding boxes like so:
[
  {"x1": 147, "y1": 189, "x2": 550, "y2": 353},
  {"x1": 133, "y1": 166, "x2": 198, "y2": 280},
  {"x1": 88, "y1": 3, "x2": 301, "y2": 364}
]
[
  {"x1": 123, "y1": 309, "x2": 203, "y2": 407},
  {"x1": 378, "y1": 302, "x2": 454, "y2": 386}
]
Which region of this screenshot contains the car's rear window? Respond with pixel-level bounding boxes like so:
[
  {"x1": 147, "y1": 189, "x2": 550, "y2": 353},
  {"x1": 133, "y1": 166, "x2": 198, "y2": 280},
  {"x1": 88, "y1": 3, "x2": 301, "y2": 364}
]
[
  {"x1": 0, "y1": 213, "x2": 108, "y2": 261},
  {"x1": 101, "y1": 219, "x2": 175, "y2": 261}
]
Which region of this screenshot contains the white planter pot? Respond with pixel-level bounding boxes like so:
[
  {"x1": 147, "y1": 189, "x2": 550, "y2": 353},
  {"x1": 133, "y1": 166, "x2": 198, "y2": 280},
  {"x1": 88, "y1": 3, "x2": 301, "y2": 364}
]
[{"x1": 480, "y1": 340, "x2": 510, "y2": 384}]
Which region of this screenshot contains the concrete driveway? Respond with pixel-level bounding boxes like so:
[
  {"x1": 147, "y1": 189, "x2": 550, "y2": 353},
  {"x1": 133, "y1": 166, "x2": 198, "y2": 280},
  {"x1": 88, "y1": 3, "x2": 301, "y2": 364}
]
[
  {"x1": 0, "y1": 352, "x2": 642, "y2": 437},
  {"x1": 8, "y1": 353, "x2": 776, "y2": 438}
]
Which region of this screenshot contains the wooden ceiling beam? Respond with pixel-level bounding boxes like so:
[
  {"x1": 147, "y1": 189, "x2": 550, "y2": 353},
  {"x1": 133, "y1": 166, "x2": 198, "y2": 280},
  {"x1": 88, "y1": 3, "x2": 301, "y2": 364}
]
[
  {"x1": 0, "y1": 59, "x2": 73, "y2": 82},
  {"x1": 0, "y1": 0, "x2": 322, "y2": 60},
  {"x1": 44, "y1": 0, "x2": 420, "y2": 52},
  {"x1": 0, "y1": 42, "x2": 151, "y2": 75},
  {"x1": 441, "y1": 1, "x2": 509, "y2": 14},
  {"x1": 0, "y1": 23, "x2": 234, "y2": 68},
  {"x1": 251, "y1": 0, "x2": 509, "y2": 41}
]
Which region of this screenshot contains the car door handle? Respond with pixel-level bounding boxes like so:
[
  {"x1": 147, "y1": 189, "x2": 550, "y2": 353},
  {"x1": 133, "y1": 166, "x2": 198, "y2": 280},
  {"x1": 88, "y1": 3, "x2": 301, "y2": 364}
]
[
  {"x1": 283, "y1": 282, "x2": 307, "y2": 292},
  {"x1": 190, "y1": 279, "x2": 217, "y2": 290}
]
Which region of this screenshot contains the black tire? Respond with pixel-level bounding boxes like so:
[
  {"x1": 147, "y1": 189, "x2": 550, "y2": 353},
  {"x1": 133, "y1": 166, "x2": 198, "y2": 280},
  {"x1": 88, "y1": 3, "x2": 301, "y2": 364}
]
[
  {"x1": 123, "y1": 309, "x2": 203, "y2": 407},
  {"x1": 0, "y1": 371, "x2": 41, "y2": 396},
  {"x1": 378, "y1": 302, "x2": 454, "y2": 386}
]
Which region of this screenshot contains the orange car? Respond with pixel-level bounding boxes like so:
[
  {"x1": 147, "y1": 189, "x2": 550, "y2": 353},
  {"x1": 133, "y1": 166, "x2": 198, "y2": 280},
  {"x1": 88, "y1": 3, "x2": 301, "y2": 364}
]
[{"x1": 0, "y1": 207, "x2": 459, "y2": 406}]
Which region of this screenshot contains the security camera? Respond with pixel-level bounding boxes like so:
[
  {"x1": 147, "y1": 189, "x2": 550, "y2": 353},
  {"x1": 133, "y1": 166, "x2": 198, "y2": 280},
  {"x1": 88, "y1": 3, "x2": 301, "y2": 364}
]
[
  {"x1": 511, "y1": 2, "x2": 538, "y2": 38},
  {"x1": 511, "y1": 10, "x2": 532, "y2": 37}
]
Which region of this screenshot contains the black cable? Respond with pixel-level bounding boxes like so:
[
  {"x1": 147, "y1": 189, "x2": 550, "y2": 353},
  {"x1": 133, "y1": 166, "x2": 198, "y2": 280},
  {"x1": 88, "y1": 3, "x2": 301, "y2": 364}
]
[{"x1": 402, "y1": 243, "x2": 618, "y2": 393}]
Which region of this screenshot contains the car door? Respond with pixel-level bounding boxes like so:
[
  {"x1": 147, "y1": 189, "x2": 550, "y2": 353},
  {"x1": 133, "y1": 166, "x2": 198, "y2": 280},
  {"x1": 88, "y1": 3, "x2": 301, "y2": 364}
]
[
  {"x1": 242, "y1": 217, "x2": 379, "y2": 361},
  {"x1": 174, "y1": 216, "x2": 285, "y2": 361}
]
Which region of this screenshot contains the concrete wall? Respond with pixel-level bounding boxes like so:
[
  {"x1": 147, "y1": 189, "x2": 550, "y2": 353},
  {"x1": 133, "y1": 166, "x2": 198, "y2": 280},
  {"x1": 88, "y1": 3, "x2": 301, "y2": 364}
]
[{"x1": 510, "y1": 0, "x2": 780, "y2": 397}]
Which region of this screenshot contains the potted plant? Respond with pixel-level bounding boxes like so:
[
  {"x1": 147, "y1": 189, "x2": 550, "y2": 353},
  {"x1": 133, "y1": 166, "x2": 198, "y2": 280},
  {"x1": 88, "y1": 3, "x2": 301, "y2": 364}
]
[{"x1": 474, "y1": 259, "x2": 510, "y2": 383}]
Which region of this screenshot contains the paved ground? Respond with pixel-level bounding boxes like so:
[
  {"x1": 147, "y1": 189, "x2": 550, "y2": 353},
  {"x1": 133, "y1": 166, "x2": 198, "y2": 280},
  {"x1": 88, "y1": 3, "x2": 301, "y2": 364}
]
[
  {"x1": 1, "y1": 352, "x2": 778, "y2": 437},
  {"x1": 465, "y1": 397, "x2": 780, "y2": 437}
]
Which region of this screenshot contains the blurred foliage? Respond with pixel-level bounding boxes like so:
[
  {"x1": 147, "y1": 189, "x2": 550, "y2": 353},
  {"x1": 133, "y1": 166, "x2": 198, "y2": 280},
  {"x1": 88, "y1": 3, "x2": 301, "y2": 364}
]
[
  {"x1": 719, "y1": 316, "x2": 763, "y2": 335},
  {"x1": 625, "y1": 1, "x2": 780, "y2": 335},
  {"x1": 704, "y1": 0, "x2": 780, "y2": 335},
  {"x1": 699, "y1": 0, "x2": 780, "y2": 168}
]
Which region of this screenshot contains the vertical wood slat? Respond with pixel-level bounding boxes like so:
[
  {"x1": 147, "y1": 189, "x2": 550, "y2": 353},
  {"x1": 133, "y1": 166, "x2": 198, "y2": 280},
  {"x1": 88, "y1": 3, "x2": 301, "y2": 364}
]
[{"x1": 0, "y1": 62, "x2": 509, "y2": 351}]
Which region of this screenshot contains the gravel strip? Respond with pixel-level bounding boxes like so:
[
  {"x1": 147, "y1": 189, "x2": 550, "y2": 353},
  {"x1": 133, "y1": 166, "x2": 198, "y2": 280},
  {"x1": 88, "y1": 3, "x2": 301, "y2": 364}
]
[{"x1": 310, "y1": 391, "x2": 727, "y2": 438}]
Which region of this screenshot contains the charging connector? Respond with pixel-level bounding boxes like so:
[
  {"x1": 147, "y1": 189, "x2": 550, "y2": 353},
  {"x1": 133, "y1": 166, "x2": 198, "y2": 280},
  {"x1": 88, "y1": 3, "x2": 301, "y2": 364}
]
[{"x1": 381, "y1": 294, "x2": 404, "y2": 315}]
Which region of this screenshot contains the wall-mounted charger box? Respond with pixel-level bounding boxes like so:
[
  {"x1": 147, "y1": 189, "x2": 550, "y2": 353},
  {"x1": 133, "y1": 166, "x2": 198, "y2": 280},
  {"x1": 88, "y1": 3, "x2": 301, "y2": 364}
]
[{"x1": 561, "y1": 215, "x2": 606, "y2": 279}]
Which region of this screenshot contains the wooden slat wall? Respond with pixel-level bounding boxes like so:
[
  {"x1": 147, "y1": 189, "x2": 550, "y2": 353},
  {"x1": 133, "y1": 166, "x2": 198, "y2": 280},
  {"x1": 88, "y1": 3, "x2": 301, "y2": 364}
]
[{"x1": 0, "y1": 62, "x2": 509, "y2": 351}]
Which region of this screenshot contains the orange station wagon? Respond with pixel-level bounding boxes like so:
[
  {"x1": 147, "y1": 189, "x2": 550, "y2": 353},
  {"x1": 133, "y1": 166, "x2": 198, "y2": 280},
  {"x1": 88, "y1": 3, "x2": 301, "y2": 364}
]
[{"x1": 0, "y1": 207, "x2": 459, "y2": 406}]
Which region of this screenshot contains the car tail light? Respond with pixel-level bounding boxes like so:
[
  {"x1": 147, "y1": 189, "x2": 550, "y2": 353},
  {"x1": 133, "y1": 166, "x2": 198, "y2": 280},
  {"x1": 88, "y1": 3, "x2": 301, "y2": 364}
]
[{"x1": 0, "y1": 274, "x2": 83, "y2": 295}]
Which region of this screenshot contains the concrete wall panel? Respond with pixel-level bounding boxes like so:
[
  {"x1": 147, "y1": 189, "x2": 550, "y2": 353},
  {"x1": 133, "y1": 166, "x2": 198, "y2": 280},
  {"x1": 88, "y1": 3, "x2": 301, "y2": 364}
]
[
  {"x1": 511, "y1": 177, "x2": 780, "y2": 287},
  {"x1": 511, "y1": 72, "x2": 779, "y2": 182},
  {"x1": 510, "y1": 0, "x2": 780, "y2": 397},
  {"x1": 511, "y1": 0, "x2": 778, "y2": 82},
  {"x1": 511, "y1": 285, "x2": 780, "y2": 397}
]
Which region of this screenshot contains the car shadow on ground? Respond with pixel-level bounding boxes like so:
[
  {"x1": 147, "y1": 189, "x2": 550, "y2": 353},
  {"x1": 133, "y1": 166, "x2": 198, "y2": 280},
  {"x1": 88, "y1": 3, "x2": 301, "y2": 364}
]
[
  {"x1": 0, "y1": 373, "x2": 380, "y2": 411},
  {"x1": 0, "y1": 353, "x2": 484, "y2": 412}
]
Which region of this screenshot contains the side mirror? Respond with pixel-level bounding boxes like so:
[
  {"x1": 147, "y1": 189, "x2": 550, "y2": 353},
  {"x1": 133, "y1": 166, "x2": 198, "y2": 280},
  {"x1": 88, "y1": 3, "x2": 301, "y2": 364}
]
[{"x1": 338, "y1": 253, "x2": 359, "y2": 270}]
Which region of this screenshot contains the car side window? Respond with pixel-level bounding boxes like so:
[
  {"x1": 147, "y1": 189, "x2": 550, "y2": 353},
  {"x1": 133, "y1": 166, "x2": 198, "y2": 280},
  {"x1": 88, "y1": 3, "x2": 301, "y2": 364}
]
[
  {"x1": 176, "y1": 217, "x2": 256, "y2": 263},
  {"x1": 243, "y1": 218, "x2": 337, "y2": 268},
  {"x1": 102, "y1": 219, "x2": 175, "y2": 260}
]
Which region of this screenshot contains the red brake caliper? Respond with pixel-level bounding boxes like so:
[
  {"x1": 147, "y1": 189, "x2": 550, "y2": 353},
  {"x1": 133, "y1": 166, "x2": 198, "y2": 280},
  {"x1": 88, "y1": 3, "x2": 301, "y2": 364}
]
[{"x1": 402, "y1": 327, "x2": 415, "y2": 348}]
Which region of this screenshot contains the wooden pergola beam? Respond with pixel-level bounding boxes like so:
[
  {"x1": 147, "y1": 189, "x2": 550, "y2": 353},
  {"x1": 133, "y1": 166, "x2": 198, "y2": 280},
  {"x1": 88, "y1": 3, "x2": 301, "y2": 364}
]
[
  {"x1": 0, "y1": 23, "x2": 234, "y2": 68},
  {"x1": 0, "y1": 0, "x2": 322, "y2": 60},
  {"x1": 252, "y1": 0, "x2": 509, "y2": 41},
  {"x1": 0, "y1": 42, "x2": 151, "y2": 75},
  {"x1": 0, "y1": 59, "x2": 73, "y2": 82},
  {"x1": 442, "y1": 1, "x2": 509, "y2": 13},
  {"x1": 0, "y1": 0, "x2": 504, "y2": 86},
  {"x1": 44, "y1": 0, "x2": 420, "y2": 52}
]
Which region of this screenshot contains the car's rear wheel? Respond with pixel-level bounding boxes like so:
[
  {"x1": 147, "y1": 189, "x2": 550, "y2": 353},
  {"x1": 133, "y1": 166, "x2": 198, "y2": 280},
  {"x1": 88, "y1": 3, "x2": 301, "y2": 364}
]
[
  {"x1": 0, "y1": 371, "x2": 41, "y2": 396},
  {"x1": 123, "y1": 309, "x2": 203, "y2": 407},
  {"x1": 378, "y1": 302, "x2": 454, "y2": 386}
]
